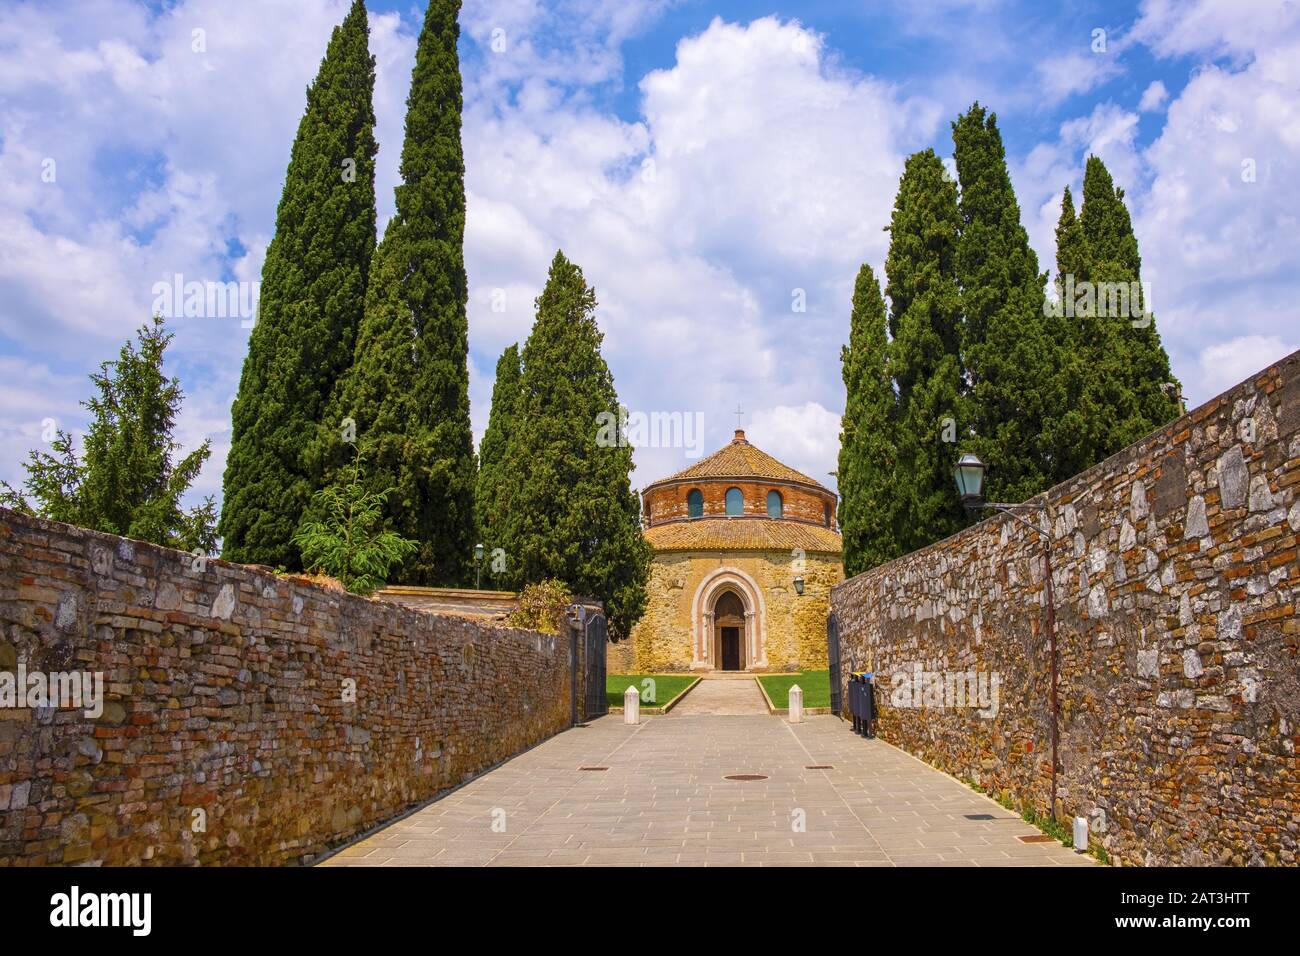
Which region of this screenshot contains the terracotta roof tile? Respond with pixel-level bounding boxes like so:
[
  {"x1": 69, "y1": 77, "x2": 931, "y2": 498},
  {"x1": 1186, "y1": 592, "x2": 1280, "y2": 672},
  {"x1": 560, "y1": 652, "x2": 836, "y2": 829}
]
[
  {"x1": 654, "y1": 430, "x2": 827, "y2": 489},
  {"x1": 644, "y1": 517, "x2": 842, "y2": 554}
]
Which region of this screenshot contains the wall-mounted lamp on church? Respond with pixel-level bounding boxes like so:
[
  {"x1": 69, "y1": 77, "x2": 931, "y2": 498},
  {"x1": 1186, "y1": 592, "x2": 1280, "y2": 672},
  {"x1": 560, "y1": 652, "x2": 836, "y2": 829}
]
[{"x1": 793, "y1": 576, "x2": 805, "y2": 596}]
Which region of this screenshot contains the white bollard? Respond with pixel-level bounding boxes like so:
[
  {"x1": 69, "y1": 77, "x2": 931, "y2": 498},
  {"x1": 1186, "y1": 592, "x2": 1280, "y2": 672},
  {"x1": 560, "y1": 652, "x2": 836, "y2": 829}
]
[
  {"x1": 789, "y1": 684, "x2": 803, "y2": 723},
  {"x1": 1073, "y1": 816, "x2": 1088, "y2": 853},
  {"x1": 624, "y1": 685, "x2": 640, "y2": 725}
]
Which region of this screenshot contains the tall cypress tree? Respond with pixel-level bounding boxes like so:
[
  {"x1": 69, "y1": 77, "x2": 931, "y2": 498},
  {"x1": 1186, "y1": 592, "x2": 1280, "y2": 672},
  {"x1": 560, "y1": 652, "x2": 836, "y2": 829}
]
[
  {"x1": 837, "y1": 264, "x2": 901, "y2": 577},
  {"x1": 1078, "y1": 155, "x2": 1180, "y2": 441},
  {"x1": 496, "y1": 251, "x2": 650, "y2": 639},
  {"x1": 220, "y1": 0, "x2": 377, "y2": 568},
  {"x1": 476, "y1": 343, "x2": 521, "y2": 570},
  {"x1": 953, "y1": 104, "x2": 1057, "y2": 503},
  {"x1": 316, "y1": 0, "x2": 476, "y2": 585},
  {"x1": 1043, "y1": 186, "x2": 1105, "y2": 480},
  {"x1": 1045, "y1": 158, "x2": 1180, "y2": 474},
  {"x1": 885, "y1": 149, "x2": 967, "y2": 553}
]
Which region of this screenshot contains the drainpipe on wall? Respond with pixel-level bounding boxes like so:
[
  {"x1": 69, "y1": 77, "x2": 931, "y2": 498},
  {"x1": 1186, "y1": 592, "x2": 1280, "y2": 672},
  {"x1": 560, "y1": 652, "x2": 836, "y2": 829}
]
[{"x1": 1042, "y1": 533, "x2": 1059, "y2": 821}]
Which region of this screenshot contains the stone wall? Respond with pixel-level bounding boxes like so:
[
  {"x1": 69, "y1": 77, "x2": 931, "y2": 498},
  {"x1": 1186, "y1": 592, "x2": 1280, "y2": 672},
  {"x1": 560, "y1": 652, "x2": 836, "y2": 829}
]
[
  {"x1": 375, "y1": 585, "x2": 518, "y2": 620},
  {"x1": 620, "y1": 550, "x2": 841, "y2": 673},
  {"x1": 832, "y1": 348, "x2": 1300, "y2": 866},
  {"x1": 0, "y1": 509, "x2": 577, "y2": 866}
]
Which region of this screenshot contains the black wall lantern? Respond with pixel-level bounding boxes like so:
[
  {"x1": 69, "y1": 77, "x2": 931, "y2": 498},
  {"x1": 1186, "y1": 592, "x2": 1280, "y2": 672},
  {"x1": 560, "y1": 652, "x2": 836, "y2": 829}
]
[{"x1": 953, "y1": 453, "x2": 987, "y2": 509}]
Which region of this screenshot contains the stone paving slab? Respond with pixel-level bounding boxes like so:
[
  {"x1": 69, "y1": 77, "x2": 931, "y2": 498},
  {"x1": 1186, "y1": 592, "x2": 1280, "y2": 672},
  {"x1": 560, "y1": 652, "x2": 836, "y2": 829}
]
[
  {"x1": 669, "y1": 677, "x2": 769, "y2": 715},
  {"x1": 318, "y1": 714, "x2": 1096, "y2": 867}
]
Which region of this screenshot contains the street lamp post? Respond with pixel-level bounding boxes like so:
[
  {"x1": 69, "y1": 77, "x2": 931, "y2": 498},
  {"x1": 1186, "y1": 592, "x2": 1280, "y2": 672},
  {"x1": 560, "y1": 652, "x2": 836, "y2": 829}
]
[
  {"x1": 474, "y1": 543, "x2": 485, "y2": 590},
  {"x1": 954, "y1": 453, "x2": 1060, "y2": 821}
]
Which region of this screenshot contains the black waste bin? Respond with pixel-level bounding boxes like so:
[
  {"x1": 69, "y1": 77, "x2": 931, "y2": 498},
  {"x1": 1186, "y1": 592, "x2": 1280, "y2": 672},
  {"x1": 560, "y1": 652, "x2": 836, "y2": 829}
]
[
  {"x1": 848, "y1": 673, "x2": 862, "y2": 733},
  {"x1": 848, "y1": 672, "x2": 875, "y2": 738}
]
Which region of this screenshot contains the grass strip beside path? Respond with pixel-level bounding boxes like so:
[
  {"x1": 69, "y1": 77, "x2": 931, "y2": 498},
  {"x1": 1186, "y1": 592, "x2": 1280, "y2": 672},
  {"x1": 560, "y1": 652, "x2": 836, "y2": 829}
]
[
  {"x1": 606, "y1": 674, "x2": 697, "y2": 711},
  {"x1": 757, "y1": 670, "x2": 831, "y2": 709}
]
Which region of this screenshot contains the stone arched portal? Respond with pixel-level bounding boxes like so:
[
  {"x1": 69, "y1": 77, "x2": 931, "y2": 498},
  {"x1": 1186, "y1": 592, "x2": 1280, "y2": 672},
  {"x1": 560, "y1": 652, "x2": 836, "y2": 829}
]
[{"x1": 691, "y1": 567, "x2": 767, "y2": 671}]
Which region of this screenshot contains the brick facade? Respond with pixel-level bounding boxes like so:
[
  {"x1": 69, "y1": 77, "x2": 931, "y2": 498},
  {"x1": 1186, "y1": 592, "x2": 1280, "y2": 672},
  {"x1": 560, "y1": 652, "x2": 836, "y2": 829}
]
[
  {"x1": 831, "y1": 348, "x2": 1300, "y2": 866},
  {"x1": 644, "y1": 479, "x2": 837, "y2": 529}
]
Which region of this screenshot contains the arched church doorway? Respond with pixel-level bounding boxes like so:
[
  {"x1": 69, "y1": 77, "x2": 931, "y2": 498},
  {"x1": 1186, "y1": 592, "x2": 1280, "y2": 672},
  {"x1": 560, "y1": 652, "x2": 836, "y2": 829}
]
[{"x1": 712, "y1": 589, "x2": 747, "y2": 671}]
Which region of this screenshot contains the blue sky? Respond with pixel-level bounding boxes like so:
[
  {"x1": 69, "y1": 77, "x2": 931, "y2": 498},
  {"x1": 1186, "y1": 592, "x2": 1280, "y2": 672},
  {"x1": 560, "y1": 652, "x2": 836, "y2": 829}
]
[{"x1": 1, "y1": 0, "x2": 1298, "y2": 507}]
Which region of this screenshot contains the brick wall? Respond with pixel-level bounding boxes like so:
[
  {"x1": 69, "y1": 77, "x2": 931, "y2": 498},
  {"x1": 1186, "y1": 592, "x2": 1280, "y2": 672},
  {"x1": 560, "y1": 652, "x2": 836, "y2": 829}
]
[
  {"x1": 0, "y1": 510, "x2": 577, "y2": 866},
  {"x1": 644, "y1": 479, "x2": 837, "y2": 529},
  {"x1": 832, "y1": 349, "x2": 1300, "y2": 866}
]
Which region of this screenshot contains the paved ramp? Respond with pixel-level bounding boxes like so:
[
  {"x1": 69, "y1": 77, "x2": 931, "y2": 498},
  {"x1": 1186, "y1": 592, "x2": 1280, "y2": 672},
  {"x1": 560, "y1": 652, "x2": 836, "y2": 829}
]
[
  {"x1": 670, "y1": 677, "x2": 769, "y2": 715},
  {"x1": 320, "y1": 714, "x2": 1095, "y2": 867}
]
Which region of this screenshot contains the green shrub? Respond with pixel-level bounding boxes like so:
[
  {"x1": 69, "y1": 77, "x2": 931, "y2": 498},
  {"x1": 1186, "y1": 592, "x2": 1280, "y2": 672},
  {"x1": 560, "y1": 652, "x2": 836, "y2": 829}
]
[
  {"x1": 506, "y1": 580, "x2": 574, "y2": 634},
  {"x1": 292, "y1": 447, "x2": 418, "y2": 595}
]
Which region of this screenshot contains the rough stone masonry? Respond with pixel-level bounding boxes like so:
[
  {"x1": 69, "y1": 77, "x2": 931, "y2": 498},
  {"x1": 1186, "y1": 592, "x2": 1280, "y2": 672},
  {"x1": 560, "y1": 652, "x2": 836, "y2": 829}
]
[
  {"x1": 833, "y1": 348, "x2": 1300, "y2": 866},
  {"x1": 0, "y1": 512, "x2": 578, "y2": 866}
]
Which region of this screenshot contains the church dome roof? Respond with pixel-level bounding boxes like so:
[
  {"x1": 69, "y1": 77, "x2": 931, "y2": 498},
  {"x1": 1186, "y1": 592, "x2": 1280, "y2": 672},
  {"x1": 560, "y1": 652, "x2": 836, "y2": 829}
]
[
  {"x1": 639, "y1": 428, "x2": 841, "y2": 552},
  {"x1": 650, "y1": 429, "x2": 829, "y2": 491}
]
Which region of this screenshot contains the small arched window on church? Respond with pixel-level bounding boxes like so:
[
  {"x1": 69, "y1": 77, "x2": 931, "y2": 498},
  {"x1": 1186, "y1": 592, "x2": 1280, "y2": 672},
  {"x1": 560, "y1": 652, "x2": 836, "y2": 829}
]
[
  {"x1": 725, "y1": 487, "x2": 744, "y2": 516},
  {"x1": 766, "y1": 490, "x2": 783, "y2": 518},
  {"x1": 687, "y1": 489, "x2": 703, "y2": 518},
  {"x1": 823, "y1": 502, "x2": 832, "y2": 527}
]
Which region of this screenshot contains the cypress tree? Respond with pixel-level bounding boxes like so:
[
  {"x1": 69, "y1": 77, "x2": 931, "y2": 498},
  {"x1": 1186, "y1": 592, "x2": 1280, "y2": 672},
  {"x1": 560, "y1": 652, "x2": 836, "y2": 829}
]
[
  {"x1": 476, "y1": 343, "x2": 521, "y2": 573},
  {"x1": 1045, "y1": 158, "x2": 1180, "y2": 475},
  {"x1": 1043, "y1": 186, "x2": 1106, "y2": 480},
  {"x1": 497, "y1": 251, "x2": 651, "y2": 639},
  {"x1": 837, "y1": 264, "x2": 901, "y2": 577},
  {"x1": 316, "y1": 0, "x2": 477, "y2": 585},
  {"x1": 1054, "y1": 186, "x2": 1087, "y2": 292},
  {"x1": 884, "y1": 149, "x2": 967, "y2": 553},
  {"x1": 220, "y1": 0, "x2": 377, "y2": 568},
  {"x1": 1078, "y1": 155, "x2": 1180, "y2": 441},
  {"x1": 953, "y1": 103, "x2": 1057, "y2": 503}
]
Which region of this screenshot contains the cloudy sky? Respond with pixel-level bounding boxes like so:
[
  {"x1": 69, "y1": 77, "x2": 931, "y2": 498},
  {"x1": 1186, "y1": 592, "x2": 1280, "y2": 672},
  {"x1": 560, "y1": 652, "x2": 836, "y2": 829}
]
[{"x1": 1, "y1": 0, "x2": 1297, "y2": 509}]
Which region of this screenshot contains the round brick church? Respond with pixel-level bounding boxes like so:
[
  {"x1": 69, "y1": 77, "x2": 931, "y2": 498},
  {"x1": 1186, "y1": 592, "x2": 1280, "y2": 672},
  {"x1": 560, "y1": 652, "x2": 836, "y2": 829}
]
[{"x1": 613, "y1": 429, "x2": 843, "y2": 674}]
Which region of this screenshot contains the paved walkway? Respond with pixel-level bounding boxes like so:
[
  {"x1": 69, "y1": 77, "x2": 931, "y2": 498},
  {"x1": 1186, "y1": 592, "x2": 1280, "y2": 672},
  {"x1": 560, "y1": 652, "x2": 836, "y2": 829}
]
[
  {"x1": 319, "y1": 714, "x2": 1095, "y2": 867},
  {"x1": 670, "y1": 677, "x2": 769, "y2": 715}
]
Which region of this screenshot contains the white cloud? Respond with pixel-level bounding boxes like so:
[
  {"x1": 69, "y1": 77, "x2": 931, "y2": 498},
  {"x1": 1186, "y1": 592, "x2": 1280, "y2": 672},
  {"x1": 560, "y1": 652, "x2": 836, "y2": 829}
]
[
  {"x1": 747, "y1": 402, "x2": 842, "y2": 490},
  {"x1": 6, "y1": 0, "x2": 1300, "y2": 516},
  {"x1": 1138, "y1": 79, "x2": 1168, "y2": 112},
  {"x1": 461, "y1": 15, "x2": 938, "y2": 486},
  {"x1": 1035, "y1": 49, "x2": 1124, "y2": 105},
  {"x1": 1129, "y1": 2, "x2": 1300, "y2": 403},
  {"x1": 0, "y1": 0, "x2": 417, "y2": 494},
  {"x1": 1197, "y1": 335, "x2": 1298, "y2": 398},
  {"x1": 1131, "y1": 0, "x2": 1300, "y2": 60}
]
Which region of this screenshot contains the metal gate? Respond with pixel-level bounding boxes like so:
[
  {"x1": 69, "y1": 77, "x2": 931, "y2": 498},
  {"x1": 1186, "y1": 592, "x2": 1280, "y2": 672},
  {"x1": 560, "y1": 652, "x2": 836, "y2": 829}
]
[
  {"x1": 827, "y1": 612, "x2": 842, "y2": 717},
  {"x1": 583, "y1": 612, "x2": 608, "y2": 720}
]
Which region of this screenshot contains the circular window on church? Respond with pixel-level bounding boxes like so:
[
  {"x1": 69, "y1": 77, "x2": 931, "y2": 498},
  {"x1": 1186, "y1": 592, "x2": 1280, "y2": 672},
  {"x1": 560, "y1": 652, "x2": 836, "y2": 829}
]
[
  {"x1": 725, "y1": 487, "x2": 743, "y2": 516},
  {"x1": 766, "y1": 490, "x2": 783, "y2": 518},
  {"x1": 687, "y1": 489, "x2": 703, "y2": 518}
]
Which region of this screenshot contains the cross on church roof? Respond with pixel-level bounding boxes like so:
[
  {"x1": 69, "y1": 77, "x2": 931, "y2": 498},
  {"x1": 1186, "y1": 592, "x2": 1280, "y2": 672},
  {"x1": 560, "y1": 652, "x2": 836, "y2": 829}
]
[{"x1": 734, "y1": 403, "x2": 745, "y2": 429}]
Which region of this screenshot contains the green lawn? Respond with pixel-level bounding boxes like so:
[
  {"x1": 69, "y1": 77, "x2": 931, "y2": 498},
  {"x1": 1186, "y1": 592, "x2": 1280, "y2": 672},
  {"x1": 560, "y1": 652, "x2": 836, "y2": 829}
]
[
  {"x1": 758, "y1": 670, "x2": 831, "y2": 709},
  {"x1": 606, "y1": 674, "x2": 697, "y2": 710}
]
